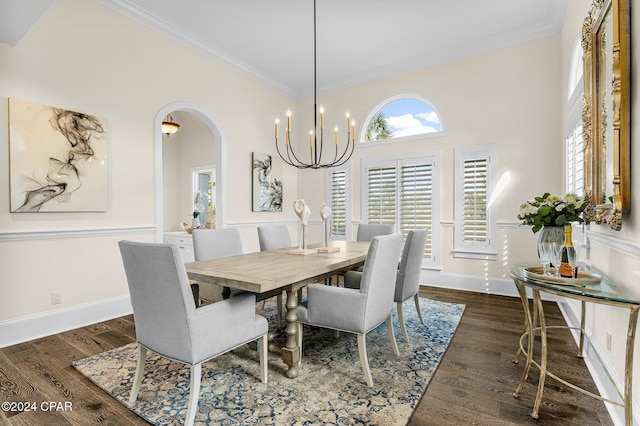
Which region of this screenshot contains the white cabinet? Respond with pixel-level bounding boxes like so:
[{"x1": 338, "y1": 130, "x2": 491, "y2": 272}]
[{"x1": 163, "y1": 232, "x2": 195, "y2": 263}]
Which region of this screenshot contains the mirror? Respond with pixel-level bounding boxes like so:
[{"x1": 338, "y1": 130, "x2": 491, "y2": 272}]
[{"x1": 582, "y1": 0, "x2": 631, "y2": 230}]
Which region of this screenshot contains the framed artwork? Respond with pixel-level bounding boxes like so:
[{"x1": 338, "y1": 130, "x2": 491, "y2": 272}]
[
  {"x1": 9, "y1": 98, "x2": 108, "y2": 212},
  {"x1": 252, "y1": 152, "x2": 282, "y2": 212}
]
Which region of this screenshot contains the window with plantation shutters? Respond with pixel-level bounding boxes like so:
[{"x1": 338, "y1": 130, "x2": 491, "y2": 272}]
[
  {"x1": 363, "y1": 154, "x2": 440, "y2": 268},
  {"x1": 400, "y1": 163, "x2": 434, "y2": 260},
  {"x1": 566, "y1": 122, "x2": 584, "y2": 197},
  {"x1": 325, "y1": 166, "x2": 350, "y2": 240},
  {"x1": 462, "y1": 158, "x2": 488, "y2": 243},
  {"x1": 367, "y1": 166, "x2": 396, "y2": 225},
  {"x1": 454, "y1": 145, "x2": 496, "y2": 259},
  {"x1": 329, "y1": 169, "x2": 347, "y2": 237}
]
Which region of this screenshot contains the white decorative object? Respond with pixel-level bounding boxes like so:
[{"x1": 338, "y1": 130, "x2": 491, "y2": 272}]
[
  {"x1": 289, "y1": 199, "x2": 316, "y2": 255},
  {"x1": 318, "y1": 202, "x2": 339, "y2": 253}
]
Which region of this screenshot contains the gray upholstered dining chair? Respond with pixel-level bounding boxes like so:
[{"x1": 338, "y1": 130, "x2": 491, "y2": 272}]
[
  {"x1": 118, "y1": 240, "x2": 268, "y2": 426},
  {"x1": 192, "y1": 228, "x2": 244, "y2": 300},
  {"x1": 356, "y1": 223, "x2": 395, "y2": 242},
  {"x1": 296, "y1": 233, "x2": 403, "y2": 387},
  {"x1": 193, "y1": 228, "x2": 284, "y2": 325},
  {"x1": 257, "y1": 224, "x2": 293, "y2": 251},
  {"x1": 394, "y1": 228, "x2": 428, "y2": 342},
  {"x1": 331, "y1": 223, "x2": 395, "y2": 283},
  {"x1": 257, "y1": 225, "x2": 293, "y2": 324}
]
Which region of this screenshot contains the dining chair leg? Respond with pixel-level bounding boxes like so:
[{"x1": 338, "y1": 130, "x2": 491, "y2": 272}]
[
  {"x1": 258, "y1": 334, "x2": 268, "y2": 384},
  {"x1": 129, "y1": 344, "x2": 147, "y2": 404},
  {"x1": 386, "y1": 316, "x2": 400, "y2": 356},
  {"x1": 357, "y1": 333, "x2": 373, "y2": 387},
  {"x1": 184, "y1": 363, "x2": 202, "y2": 426},
  {"x1": 397, "y1": 302, "x2": 409, "y2": 342},
  {"x1": 413, "y1": 294, "x2": 424, "y2": 324}
]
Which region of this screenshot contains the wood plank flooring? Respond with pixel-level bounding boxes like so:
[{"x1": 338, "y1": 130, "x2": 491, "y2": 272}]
[{"x1": 0, "y1": 287, "x2": 613, "y2": 425}]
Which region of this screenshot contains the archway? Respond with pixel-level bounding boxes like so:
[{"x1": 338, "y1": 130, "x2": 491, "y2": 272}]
[{"x1": 154, "y1": 102, "x2": 226, "y2": 242}]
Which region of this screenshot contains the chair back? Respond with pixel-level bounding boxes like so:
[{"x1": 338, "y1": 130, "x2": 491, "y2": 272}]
[
  {"x1": 192, "y1": 228, "x2": 243, "y2": 260},
  {"x1": 257, "y1": 225, "x2": 293, "y2": 251},
  {"x1": 358, "y1": 233, "x2": 403, "y2": 331},
  {"x1": 356, "y1": 223, "x2": 394, "y2": 242},
  {"x1": 395, "y1": 229, "x2": 428, "y2": 303},
  {"x1": 118, "y1": 241, "x2": 195, "y2": 362}
]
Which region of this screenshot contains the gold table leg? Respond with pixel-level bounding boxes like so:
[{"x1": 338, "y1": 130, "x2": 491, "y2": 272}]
[
  {"x1": 531, "y1": 289, "x2": 547, "y2": 419},
  {"x1": 513, "y1": 281, "x2": 534, "y2": 397},
  {"x1": 624, "y1": 307, "x2": 639, "y2": 426}
]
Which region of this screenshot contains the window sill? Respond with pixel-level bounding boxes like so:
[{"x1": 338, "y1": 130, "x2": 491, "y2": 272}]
[{"x1": 453, "y1": 249, "x2": 497, "y2": 261}]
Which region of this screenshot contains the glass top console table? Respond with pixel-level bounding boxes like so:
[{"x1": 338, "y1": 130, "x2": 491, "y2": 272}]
[{"x1": 510, "y1": 262, "x2": 640, "y2": 425}]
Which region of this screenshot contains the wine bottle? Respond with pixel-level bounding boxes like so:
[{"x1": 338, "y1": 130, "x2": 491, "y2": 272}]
[{"x1": 559, "y1": 225, "x2": 576, "y2": 278}]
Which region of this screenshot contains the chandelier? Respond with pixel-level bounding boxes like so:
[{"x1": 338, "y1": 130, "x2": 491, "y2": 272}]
[{"x1": 274, "y1": 0, "x2": 355, "y2": 169}]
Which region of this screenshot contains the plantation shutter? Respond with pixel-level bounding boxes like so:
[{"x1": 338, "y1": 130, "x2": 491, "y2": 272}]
[
  {"x1": 329, "y1": 170, "x2": 347, "y2": 237},
  {"x1": 454, "y1": 145, "x2": 495, "y2": 258},
  {"x1": 400, "y1": 162, "x2": 433, "y2": 260},
  {"x1": 462, "y1": 158, "x2": 488, "y2": 243},
  {"x1": 367, "y1": 166, "x2": 396, "y2": 225},
  {"x1": 566, "y1": 122, "x2": 584, "y2": 196}
]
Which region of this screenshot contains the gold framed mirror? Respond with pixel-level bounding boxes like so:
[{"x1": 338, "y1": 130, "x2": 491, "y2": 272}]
[{"x1": 582, "y1": 0, "x2": 630, "y2": 230}]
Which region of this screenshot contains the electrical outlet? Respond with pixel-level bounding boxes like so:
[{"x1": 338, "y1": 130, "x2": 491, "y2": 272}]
[
  {"x1": 606, "y1": 331, "x2": 612, "y2": 352},
  {"x1": 51, "y1": 292, "x2": 62, "y2": 305}
]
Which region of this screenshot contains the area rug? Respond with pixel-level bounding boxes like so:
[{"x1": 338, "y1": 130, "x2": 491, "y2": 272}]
[{"x1": 73, "y1": 297, "x2": 464, "y2": 425}]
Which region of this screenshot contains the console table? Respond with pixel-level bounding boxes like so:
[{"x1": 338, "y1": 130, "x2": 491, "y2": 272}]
[{"x1": 510, "y1": 262, "x2": 640, "y2": 425}]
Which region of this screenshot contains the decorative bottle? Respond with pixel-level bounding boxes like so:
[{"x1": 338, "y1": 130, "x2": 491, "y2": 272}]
[{"x1": 559, "y1": 225, "x2": 576, "y2": 278}]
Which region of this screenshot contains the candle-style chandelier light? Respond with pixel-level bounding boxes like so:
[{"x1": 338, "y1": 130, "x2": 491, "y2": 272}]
[{"x1": 274, "y1": 0, "x2": 355, "y2": 169}]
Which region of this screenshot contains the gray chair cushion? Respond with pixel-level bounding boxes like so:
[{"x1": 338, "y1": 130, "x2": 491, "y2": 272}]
[
  {"x1": 257, "y1": 225, "x2": 293, "y2": 251},
  {"x1": 394, "y1": 228, "x2": 428, "y2": 303}
]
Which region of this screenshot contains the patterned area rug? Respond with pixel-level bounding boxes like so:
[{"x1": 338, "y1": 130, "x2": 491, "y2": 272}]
[{"x1": 73, "y1": 297, "x2": 464, "y2": 425}]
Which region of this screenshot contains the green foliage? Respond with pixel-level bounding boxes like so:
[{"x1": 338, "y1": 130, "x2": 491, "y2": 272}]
[
  {"x1": 365, "y1": 112, "x2": 393, "y2": 141},
  {"x1": 517, "y1": 192, "x2": 587, "y2": 233}
]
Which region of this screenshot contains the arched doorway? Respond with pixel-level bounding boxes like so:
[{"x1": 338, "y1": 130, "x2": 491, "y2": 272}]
[{"x1": 154, "y1": 102, "x2": 226, "y2": 242}]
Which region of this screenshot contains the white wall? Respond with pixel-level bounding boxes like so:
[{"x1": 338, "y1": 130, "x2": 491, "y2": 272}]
[
  {"x1": 0, "y1": 0, "x2": 298, "y2": 331},
  {"x1": 557, "y1": 2, "x2": 640, "y2": 424},
  {"x1": 297, "y1": 33, "x2": 562, "y2": 289}
]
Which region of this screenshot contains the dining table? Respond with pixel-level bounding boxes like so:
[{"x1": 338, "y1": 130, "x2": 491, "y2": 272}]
[{"x1": 185, "y1": 240, "x2": 371, "y2": 379}]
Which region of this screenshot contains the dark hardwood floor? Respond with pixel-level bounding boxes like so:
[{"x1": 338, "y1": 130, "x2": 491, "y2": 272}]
[{"x1": 0, "y1": 287, "x2": 613, "y2": 425}]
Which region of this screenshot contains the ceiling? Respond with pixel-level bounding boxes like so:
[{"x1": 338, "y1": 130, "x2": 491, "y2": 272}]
[{"x1": 3, "y1": 0, "x2": 568, "y2": 99}]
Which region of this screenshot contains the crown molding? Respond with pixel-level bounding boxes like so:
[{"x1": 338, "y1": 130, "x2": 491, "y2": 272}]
[{"x1": 96, "y1": 0, "x2": 298, "y2": 98}]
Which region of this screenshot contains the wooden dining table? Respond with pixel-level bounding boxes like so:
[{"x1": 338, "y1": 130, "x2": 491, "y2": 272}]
[{"x1": 185, "y1": 240, "x2": 370, "y2": 379}]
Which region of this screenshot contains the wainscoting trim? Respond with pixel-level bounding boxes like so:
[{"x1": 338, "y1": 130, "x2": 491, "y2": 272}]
[{"x1": 0, "y1": 226, "x2": 155, "y2": 241}]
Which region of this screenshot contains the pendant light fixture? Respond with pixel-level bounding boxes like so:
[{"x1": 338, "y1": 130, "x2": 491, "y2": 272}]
[{"x1": 273, "y1": 0, "x2": 355, "y2": 169}]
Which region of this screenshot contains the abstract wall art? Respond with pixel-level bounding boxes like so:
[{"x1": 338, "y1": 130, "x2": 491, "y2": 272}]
[
  {"x1": 9, "y1": 98, "x2": 108, "y2": 212},
  {"x1": 252, "y1": 152, "x2": 282, "y2": 212}
]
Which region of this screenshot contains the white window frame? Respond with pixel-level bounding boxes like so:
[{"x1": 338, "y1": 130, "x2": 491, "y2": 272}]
[
  {"x1": 324, "y1": 164, "x2": 352, "y2": 241},
  {"x1": 358, "y1": 93, "x2": 445, "y2": 147},
  {"x1": 362, "y1": 151, "x2": 441, "y2": 269},
  {"x1": 454, "y1": 145, "x2": 497, "y2": 260},
  {"x1": 566, "y1": 38, "x2": 585, "y2": 197}
]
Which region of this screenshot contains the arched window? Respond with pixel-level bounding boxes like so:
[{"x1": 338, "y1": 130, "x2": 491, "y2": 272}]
[
  {"x1": 568, "y1": 39, "x2": 583, "y2": 100},
  {"x1": 361, "y1": 95, "x2": 443, "y2": 143},
  {"x1": 566, "y1": 38, "x2": 584, "y2": 197}
]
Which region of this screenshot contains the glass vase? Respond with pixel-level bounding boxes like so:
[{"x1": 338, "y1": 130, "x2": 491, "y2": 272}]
[{"x1": 537, "y1": 226, "x2": 565, "y2": 256}]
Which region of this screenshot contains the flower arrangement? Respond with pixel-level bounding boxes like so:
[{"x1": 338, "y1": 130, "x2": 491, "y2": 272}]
[
  {"x1": 193, "y1": 192, "x2": 206, "y2": 219},
  {"x1": 518, "y1": 192, "x2": 587, "y2": 233}
]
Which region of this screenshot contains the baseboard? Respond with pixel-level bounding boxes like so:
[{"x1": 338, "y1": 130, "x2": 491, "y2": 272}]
[
  {"x1": 421, "y1": 269, "x2": 562, "y2": 302},
  {"x1": 0, "y1": 295, "x2": 133, "y2": 349},
  {"x1": 557, "y1": 301, "x2": 637, "y2": 426}
]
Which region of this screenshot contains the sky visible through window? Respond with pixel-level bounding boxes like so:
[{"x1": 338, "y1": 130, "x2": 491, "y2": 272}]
[{"x1": 377, "y1": 98, "x2": 442, "y2": 139}]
